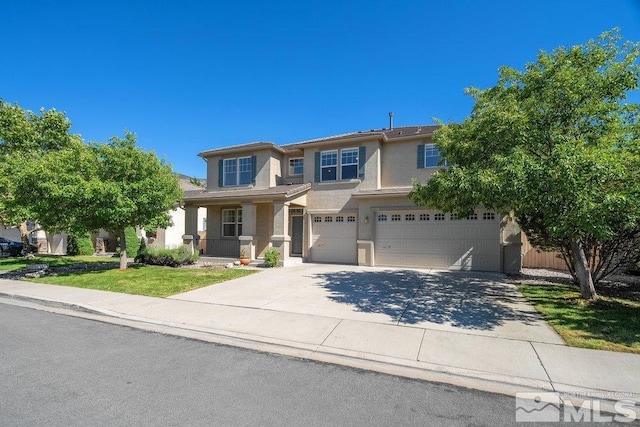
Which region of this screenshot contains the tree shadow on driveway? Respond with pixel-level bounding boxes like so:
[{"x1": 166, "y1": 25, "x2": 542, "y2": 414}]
[{"x1": 312, "y1": 269, "x2": 542, "y2": 331}]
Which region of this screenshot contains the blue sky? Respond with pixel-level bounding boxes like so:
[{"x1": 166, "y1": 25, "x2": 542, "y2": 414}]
[{"x1": 2, "y1": 1, "x2": 639, "y2": 177}]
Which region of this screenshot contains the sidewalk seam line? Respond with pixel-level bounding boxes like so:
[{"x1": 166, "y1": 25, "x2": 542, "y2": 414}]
[
  {"x1": 415, "y1": 328, "x2": 427, "y2": 361},
  {"x1": 529, "y1": 341, "x2": 556, "y2": 391},
  {"x1": 396, "y1": 280, "x2": 425, "y2": 326},
  {"x1": 320, "y1": 319, "x2": 344, "y2": 346}
]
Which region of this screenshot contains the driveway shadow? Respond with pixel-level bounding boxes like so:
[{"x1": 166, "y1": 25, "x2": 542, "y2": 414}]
[{"x1": 312, "y1": 269, "x2": 541, "y2": 331}]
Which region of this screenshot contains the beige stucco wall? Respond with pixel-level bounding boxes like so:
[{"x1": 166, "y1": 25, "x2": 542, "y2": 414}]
[
  {"x1": 206, "y1": 206, "x2": 222, "y2": 239},
  {"x1": 256, "y1": 203, "x2": 272, "y2": 256},
  {"x1": 380, "y1": 139, "x2": 440, "y2": 188},
  {"x1": 303, "y1": 140, "x2": 381, "y2": 212},
  {"x1": 205, "y1": 149, "x2": 282, "y2": 191}
]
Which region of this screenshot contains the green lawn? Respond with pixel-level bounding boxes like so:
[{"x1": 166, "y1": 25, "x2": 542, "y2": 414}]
[
  {"x1": 31, "y1": 264, "x2": 257, "y2": 297},
  {"x1": 518, "y1": 284, "x2": 640, "y2": 354},
  {"x1": 0, "y1": 254, "x2": 118, "y2": 271}
]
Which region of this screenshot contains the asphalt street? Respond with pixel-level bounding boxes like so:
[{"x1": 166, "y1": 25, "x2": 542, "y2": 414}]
[{"x1": 0, "y1": 303, "x2": 600, "y2": 426}]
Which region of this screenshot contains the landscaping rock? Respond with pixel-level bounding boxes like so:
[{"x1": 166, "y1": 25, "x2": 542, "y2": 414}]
[
  {"x1": 24, "y1": 271, "x2": 45, "y2": 279},
  {"x1": 225, "y1": 263, "x2": 234, "y2": 269},
  {"x1": 25, "y1": 263, "x2": 49, "y2": 272}
]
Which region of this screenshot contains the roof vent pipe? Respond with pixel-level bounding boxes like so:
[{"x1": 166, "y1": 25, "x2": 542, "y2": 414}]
[{"x1": 389, "y1": 112, "x2": 394, "y2": 130}]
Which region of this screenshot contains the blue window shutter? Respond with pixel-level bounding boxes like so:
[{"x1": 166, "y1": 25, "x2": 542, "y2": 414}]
[
  {"x1": 358, "y1": 146, "x2": 366, "y2": 179},
  {"x1": 218, "y1": 159, "x2": 224, "y2": 186},
  {"x1": 417, "y1": 144, "x2": 425, "y2": 169},
  {"x1": 251, "y1": 155, "x2": 257, "y2": 185},
  {"x1": 314, "y1": 152, "x2": 320, "y2": 182}
]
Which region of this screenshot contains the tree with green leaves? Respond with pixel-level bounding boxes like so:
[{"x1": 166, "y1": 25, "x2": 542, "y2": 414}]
[
  {"x1": 0, "y1": 100, "x2": 79, "y2": 252},
  {"x1": 15, "y1": 130, "x2": 182, "y2": 270},
  {"x1": 410, "y1": 30, "x2": 640, "y2": 300}
]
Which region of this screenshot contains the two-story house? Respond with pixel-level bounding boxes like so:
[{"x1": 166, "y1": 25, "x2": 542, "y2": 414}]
[{"x1": 183, "y1": 126, "x2": 522, "y2": 272}]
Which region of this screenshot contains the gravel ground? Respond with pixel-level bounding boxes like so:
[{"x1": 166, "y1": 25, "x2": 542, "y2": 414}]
[{"x1": 510, "y1": 268, "x2": 640, "y2": 301}]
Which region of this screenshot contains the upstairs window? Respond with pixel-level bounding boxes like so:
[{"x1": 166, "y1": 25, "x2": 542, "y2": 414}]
[
  {"x1": 238, "y1": 157, "x2": 253, "y2": 185},
  {"x1": 341, "y1": 148, "x2": 359, "y2": 180},
  {"x1": 321, "y1": 150, "x2": 338, "y2": 181},
  {"x1": 418, "y1": 143, "x2": 447, "y2": 168},
  {"x1": 316, "y1": 147, "x2": 365, "y2": 182},
  {"x1": 223, "y1": 158, "x2": 237, "y2": 186},
  {"x1": 289, "y1": 158, "x2": 304, "y2": 176},
  {"x1": 220, "y1": 156, "x2": 256, "y2": 187},
  {"x1": 424, "y1": 144, "x2": 442, "y2": 167}
]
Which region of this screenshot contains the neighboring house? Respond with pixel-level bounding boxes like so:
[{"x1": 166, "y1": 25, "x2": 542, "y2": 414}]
[
  {"x1": 183, "y1": 126, "x2": 522, "y2": 272},
  {"x1": 0, "y1": 223, "x2": 67, "y2": 254},
  {"x1": 147, "y1": 175, "x2": 207, "y2": 250}
]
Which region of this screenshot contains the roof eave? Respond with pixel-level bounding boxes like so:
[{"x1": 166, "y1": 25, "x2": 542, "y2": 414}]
[
  {"x1": 183, "y1": 183, "x2": 311, "y2": 204},
  {"x1": 198, "y1": 142, "x2": 286, "y2": 158}
]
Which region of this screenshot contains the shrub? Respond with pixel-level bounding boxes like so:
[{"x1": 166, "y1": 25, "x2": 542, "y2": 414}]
[
  {"x1": 135, "y1": 246, "x2": 198, "y2": 267},
  {"x1": 137, "y1": 237, "x2": 147, "y2": 258},
  {"x1": 66, "y1": 234, "x2": 79, "y2": 255},
  {"x1": 263, "y1": 248, "x2": 280, "y2": 268},
  {"x1": 67, "y1": 233, "x2": 94, "y2": 256},
  {"x1": 116, "y1": 227, "x2": 139, "y2": 255}
]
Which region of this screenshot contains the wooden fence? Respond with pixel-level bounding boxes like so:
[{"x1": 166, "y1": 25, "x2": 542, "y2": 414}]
[{"x1": 521, "y1": 235, "x2": 568, "y2": 270}]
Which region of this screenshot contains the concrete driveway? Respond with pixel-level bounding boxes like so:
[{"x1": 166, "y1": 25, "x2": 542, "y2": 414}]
[{"x1": 170, "y1": 263, "x2": 563, "y2": 344}]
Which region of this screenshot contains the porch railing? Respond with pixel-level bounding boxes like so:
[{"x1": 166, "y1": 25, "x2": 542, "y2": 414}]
[{"x1": 200, "y1": 239, "x2": 240, "y2": 257}]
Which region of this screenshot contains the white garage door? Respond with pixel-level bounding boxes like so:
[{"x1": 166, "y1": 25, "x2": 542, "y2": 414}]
[
  {"x1": 374, "y1": 210, "x2": 501, "y2": 271},
  {"x1": 310, "y1": 214, "x2": 357, "y2": 264}
]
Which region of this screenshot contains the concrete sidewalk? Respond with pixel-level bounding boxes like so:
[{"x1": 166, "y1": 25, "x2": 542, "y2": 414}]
[{"x1": 1, "y1": 277, "x2": 639, "y2": 412}]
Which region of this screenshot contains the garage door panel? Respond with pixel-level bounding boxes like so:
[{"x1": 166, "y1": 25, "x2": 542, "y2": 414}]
[
  {"x1": 375, "y1": 211, "x2": 501, "y2": 272},
  {"x1": 311, "y1": 215, "x2": 357, "y2": 264}
]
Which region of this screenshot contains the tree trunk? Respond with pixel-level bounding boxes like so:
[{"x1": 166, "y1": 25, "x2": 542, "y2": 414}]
[
  {"x1": 17, "y1": 222, "x2": 32, "y2": 255},
  {"x1": 570, "y1": 238, "x2": 598, "y2": 300},
  {"x1": 119, "y1": 230, "x2": 128, "y2": 270}
]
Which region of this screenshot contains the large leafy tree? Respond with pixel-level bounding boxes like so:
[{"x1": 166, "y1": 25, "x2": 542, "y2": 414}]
[
  {"x1": 89, "y1": 131, "x2": 182, "y2": 269},
  {"x1": 0, "y1": 100, "x2": 79, "y2": 251},
  {"x1": 410, "y1": 30, "x2": 640, "y2": 300},
  {"x1": 15, "y1": 131, "x2": 182, "y2": 270}
]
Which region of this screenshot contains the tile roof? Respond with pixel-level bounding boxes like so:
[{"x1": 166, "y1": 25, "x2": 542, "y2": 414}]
[
  {"x1": 198, "y1": 125, "x2": 440, "y2": 156},
  {"x1": 282, "y1": 125, "x2": 438, "y2": 148}
]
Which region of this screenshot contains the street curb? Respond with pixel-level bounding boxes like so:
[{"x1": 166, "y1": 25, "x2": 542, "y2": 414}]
[{"x1": 1, "y1": 291, "x2": 638, "y2": 416}]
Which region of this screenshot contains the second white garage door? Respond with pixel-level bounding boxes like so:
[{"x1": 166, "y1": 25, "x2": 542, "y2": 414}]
[
  {"x1": 310, "y1": 214, "x2": 357, "y2": 264},
  {"x1": 374, "y1": 210, "x2": 501, "y2": 271}
]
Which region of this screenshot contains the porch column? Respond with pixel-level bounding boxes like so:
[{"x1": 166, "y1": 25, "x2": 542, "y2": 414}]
[
  {"x1": 183, "y1": 205, "x2": 199, "y2": 254},
  {"x1": 271, "y1": 201, "x2": 290, "y2": 265},
  {"x1": 239, "y1": 202, "x2": 257, "y2": 259}
]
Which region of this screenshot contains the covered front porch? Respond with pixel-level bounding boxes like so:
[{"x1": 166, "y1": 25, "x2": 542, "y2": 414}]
[{"x1": 183, "y1": 184, "x2": 310, "y2": 266}]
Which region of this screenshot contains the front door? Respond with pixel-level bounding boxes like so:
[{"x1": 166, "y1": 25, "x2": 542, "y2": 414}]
[{"x1": 291, "y1": 216, "x2": 303, "y2": 256}]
